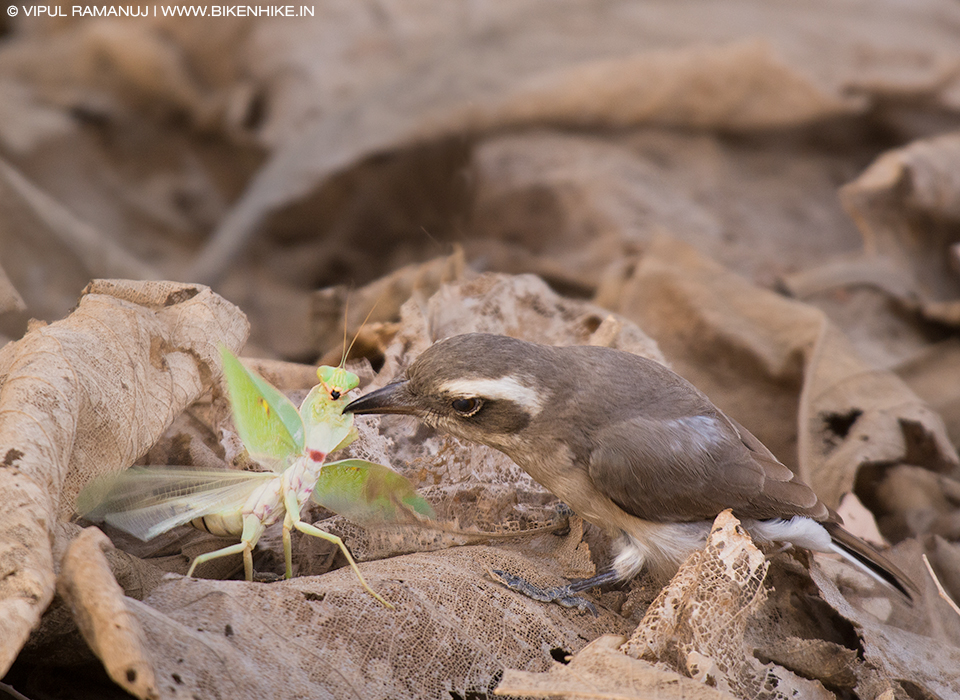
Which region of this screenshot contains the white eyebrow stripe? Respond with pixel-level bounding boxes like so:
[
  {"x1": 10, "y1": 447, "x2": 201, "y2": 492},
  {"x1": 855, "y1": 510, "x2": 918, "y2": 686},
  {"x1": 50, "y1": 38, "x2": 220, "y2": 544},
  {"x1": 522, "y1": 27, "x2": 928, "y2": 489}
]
[{"x1": 438, "y1": 377, "x2": 544, "y2": 416}]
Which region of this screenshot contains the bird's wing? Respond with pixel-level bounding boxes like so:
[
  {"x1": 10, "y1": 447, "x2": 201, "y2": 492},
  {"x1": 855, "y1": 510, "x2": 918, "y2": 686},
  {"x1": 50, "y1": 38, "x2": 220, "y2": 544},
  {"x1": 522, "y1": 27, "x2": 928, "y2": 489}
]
[
  {"x1": 724, "y1": 416, "x2": 831, "y2": 521},
  {"x1": 587, "y1": 413, "x2": 826, "y2": 523}
]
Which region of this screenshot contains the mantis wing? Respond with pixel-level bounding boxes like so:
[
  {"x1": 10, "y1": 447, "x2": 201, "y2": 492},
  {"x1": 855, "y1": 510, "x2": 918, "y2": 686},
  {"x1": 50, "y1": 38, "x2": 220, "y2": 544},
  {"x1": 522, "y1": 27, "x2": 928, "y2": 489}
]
[
  {"x1": 220, "y1": 347, "x2": 304, "y2": 470},
  {"x1": 78, "y1": 467, "x2": 275, "y2": 541},
  {"x1": 312, "y1": 459, "x2": 435, "y2": 523}
]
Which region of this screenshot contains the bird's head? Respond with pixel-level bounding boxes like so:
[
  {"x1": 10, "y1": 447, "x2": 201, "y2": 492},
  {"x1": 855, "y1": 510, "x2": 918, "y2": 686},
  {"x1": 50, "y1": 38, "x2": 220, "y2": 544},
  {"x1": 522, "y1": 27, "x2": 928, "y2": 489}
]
[{"x1": 344, "y1": 333, "x2": 552, "y2": 452}]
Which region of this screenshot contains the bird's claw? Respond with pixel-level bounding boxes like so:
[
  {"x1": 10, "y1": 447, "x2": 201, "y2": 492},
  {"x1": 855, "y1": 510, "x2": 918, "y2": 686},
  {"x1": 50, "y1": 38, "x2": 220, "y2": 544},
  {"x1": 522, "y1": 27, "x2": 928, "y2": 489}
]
[{"x1": 490, "y1": 569, "x2": 599, "y2": 616}]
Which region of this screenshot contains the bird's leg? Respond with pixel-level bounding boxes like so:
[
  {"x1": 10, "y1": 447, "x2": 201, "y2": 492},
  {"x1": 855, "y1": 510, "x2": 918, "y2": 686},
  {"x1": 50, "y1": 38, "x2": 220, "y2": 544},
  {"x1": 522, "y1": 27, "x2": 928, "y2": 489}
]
[{"x1": 489, "y1": 568, "x2": 623, "y2": 616}]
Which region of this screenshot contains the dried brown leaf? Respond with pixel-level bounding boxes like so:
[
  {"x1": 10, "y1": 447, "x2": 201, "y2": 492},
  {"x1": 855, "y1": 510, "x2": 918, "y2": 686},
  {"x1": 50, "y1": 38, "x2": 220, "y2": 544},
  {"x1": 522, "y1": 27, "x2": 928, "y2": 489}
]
[
  {"x1": 57, "y1": 527, "x2": 158, "y2": 700},
  {"x1": 798, "y1": 320, "x2": 958, "y2": 505},
  {"x1": 621, "y1": 511, "x2": 833, "y2": 700},
  {"x1": 125, "y1": 545, "x2": 630, "y2": 700},
  {"x1": 811, "y1": 563, "x2": 960, "y2": 698},
  {"x1": 896, "y1": 338, "x2": 960, "y2": 447},
  {"x1": 929, "y1": 537, "x2": 960, "y2": 618},
  {"x1": 0, "y1": 279, "x2": 246, "y2": 676},
  {"x1": 496, "y1": 634, "x2": 737, "y2": 700},
  {"x1": 174, "y1": 0, "x2": 960, "y2": 283},
  {"x1": 374, "y1": 272, "x2": 663, "y2": 392},
  {"x1": 496, "y1": 513, "x2": 832, "y2": 700},
  {"x1": 609, "y1": 237, "x2": 959, "y2": 513},
  {"x1": 312, "y1": 248, "x2": 470, "y2": 363},
  {"x1": 754, "y1": 637, "x2": 859, "y2": 690},
  {"x1": 839, "y1": 132, "x2": 960, "y2": 324}
]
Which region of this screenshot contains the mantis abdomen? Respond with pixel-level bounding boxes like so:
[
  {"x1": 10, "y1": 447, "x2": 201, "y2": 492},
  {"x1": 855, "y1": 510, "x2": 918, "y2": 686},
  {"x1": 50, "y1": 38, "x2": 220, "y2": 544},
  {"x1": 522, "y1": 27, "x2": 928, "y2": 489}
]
[
  {"x1": 191, "y1": 513, "x2": 243, "y2": 537},
  {"x1": 189, "y1": 457, "x2": 325, "y2": 539}
]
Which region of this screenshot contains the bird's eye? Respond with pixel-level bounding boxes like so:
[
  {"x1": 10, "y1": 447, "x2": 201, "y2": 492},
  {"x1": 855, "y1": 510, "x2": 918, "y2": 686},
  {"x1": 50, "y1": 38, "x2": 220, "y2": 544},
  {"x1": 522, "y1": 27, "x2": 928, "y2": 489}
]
[{"x1": 451, "y1": 397, "x2": 482, "y2": 416}]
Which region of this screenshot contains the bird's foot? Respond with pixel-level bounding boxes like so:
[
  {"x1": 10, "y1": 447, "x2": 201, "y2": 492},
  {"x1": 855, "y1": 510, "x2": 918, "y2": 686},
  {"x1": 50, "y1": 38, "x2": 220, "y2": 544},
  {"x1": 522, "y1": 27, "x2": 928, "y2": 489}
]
[{"x1": 490, "y1": 569, "x2": 599, "y2": 616}]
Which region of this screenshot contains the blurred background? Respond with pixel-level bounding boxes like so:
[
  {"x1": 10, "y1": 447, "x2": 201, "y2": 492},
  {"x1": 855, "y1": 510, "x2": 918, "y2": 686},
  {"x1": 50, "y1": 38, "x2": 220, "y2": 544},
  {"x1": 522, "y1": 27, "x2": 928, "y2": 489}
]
[
  {"x1": 1, "y1": 0, "x2": 958, "y2": 367},
  {"x1": 4, "y1": 3, "x2": 960, "y2": 698}
]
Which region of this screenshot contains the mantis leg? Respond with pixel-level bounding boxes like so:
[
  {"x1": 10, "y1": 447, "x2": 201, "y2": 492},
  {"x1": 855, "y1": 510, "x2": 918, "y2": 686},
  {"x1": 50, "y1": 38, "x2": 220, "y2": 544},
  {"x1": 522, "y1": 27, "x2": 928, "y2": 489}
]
[
  {"x1": 186, "y1": 541, "x2": 252, "y2": 580},
  {"x1": 283, "y1": 489, "x2": 393, "y2": 608},
  {"x1": 282, "y1": 517, "x2": 294, "y2": 579},
  {"x1": 187, "y1": 515, "x2": 264, "y2": 582},
  {"x1": 293, "y1": 519, "x2": 393, "y2": 609}
]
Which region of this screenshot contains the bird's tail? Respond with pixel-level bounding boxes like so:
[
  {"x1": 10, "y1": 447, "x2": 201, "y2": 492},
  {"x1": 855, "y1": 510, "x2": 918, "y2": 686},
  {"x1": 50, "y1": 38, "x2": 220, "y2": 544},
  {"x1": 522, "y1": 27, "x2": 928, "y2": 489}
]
[{"x1": 824, "y1": 522, "x2": 919, "y2": 602}]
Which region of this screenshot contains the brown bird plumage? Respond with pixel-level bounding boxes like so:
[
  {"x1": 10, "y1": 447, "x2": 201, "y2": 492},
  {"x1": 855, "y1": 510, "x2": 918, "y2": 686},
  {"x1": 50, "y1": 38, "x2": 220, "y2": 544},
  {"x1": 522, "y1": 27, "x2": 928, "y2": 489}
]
[{"x1": 346, "y1": 333, "x2": 916, "y2": 601}]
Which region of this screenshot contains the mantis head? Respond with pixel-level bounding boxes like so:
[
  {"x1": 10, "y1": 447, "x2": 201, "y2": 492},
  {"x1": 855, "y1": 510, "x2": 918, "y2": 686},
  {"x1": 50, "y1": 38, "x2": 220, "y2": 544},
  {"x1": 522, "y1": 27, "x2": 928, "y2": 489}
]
[
  {"x1": 316, "y1": 365, "x2": 360, "y2": 401},
  {"x1": 300, "y1": 365, "x2": 361, "y2": 456}
]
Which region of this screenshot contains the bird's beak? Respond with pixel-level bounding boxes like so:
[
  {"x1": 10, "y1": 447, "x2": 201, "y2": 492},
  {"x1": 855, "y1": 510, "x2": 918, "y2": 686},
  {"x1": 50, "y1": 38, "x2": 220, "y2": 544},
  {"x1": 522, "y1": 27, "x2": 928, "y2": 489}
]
[{"x1": 344, "y1": 380, "x2": 416, "y2": 415}]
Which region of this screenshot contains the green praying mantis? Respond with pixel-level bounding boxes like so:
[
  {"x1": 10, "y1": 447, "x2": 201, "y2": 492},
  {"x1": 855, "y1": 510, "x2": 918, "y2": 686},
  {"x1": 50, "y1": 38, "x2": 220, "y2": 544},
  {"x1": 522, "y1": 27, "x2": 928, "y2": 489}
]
[{"x1": 79, "y1": 345, "x2": 434, "y2": 608}]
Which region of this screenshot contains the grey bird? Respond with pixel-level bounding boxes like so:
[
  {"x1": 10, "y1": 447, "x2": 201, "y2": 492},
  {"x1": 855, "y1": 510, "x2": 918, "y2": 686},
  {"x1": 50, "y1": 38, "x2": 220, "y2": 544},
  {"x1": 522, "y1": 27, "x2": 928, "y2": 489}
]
[{"x1": 345, "y1": 333, "x2": 917, "y2": 606}]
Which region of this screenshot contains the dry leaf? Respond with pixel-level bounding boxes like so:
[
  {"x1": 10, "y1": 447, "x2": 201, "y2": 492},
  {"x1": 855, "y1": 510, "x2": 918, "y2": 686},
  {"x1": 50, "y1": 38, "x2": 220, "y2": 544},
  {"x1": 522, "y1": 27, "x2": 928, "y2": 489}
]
[
  {"x1": 496, "y1": 634, "x2": 737, "y2": 700},
  {"x1": 119, "y1": 545, "x2": 630, "y2": 700},
  {"x1": 0, "y1": 279, "x2": 246, "y2": 676},
  {"x1": 497, "y1": 513, "x2": 834, "y2": 700},
  {"x1": 312, "y1": 248, "x2": 470, "y2": 363},
  {"x1": 621, "y1": 511, "x2": 833, "y2": 700},
  {"x1": 811, "y1": 563, "x2": 960, "y2": 698},
  {"x1": 608, "y1": 238, "x2": 959, "y2": 513},
  {"x1": 896, "y1": 338, "x2": 960, "y2": 447},
  {"x1": 837, "y1": 132, "x2": 960, "y2": 324},
  {"x1": 155, "y1": 0, "x2": 960, "y2": 282},
  {"x1": 57, "y1": 527, "x2": 158, "y2": 700}
]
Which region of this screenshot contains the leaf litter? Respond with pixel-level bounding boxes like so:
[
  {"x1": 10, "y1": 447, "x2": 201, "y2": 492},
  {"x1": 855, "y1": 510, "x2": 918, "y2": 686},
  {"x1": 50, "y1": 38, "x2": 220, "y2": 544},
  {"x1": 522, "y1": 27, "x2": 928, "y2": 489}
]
[{"x1": 2, "y1": 1, "x2": 960, "y2": 698}]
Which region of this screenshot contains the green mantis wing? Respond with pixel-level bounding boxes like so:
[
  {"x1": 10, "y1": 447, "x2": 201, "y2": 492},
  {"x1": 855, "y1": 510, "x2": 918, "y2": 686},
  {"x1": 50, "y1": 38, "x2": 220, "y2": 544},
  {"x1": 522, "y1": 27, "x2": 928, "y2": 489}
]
[
  {"x1": 312, "y1": 459, "x2": 435, "y2": 523},
  {"x1": 220, "y1": 347, "x2": 304, "y2": 470},
  {"x1": 78, "y1": 467, "x2": 275, "y2": 541}
]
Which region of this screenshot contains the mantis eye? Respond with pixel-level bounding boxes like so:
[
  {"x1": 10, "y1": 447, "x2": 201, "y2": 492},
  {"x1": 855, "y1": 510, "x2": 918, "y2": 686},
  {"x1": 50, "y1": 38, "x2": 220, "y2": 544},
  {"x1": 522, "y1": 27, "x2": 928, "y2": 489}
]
[{"x1": 451, "y1": 397, "x2": 482, "y2": 416}]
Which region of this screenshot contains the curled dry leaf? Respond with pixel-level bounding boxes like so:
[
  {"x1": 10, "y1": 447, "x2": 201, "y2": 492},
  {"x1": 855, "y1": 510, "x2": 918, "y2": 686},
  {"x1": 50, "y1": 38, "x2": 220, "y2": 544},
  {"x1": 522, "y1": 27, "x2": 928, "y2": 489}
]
[
  {"x1": 895, "y1": 338, "x2": 960, "y2": 450},
  {"x1": 375, "y1": 271, "x2": 664, "y2": 392},
  {"x1": 57, "y1": 527, "x2": 158, "y2": 700},
  {"x1": 311, "y1": 248, "x2": 470, "y2": 364},
  {"x1": 811, "y1": 563, "x2": 960, "y2": 698},
  {"x1": 0, "y1": 279, "x2": 247, "y2": 676},
  {"x1": 621, "y1": 511, "x2": 833, "y2": 700},
  {"x1": 838, "y1": 132, "x2": 960, "y2": 325},
  {"x1": 498, "y1": 512, "x2": 833, "y2": 700},
  {"x1": 180, "y1": 0, "x2": 960, "y2": 283},
  {"x1": 188, "y1": 32, "x2": 866, "y2": 284}
]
